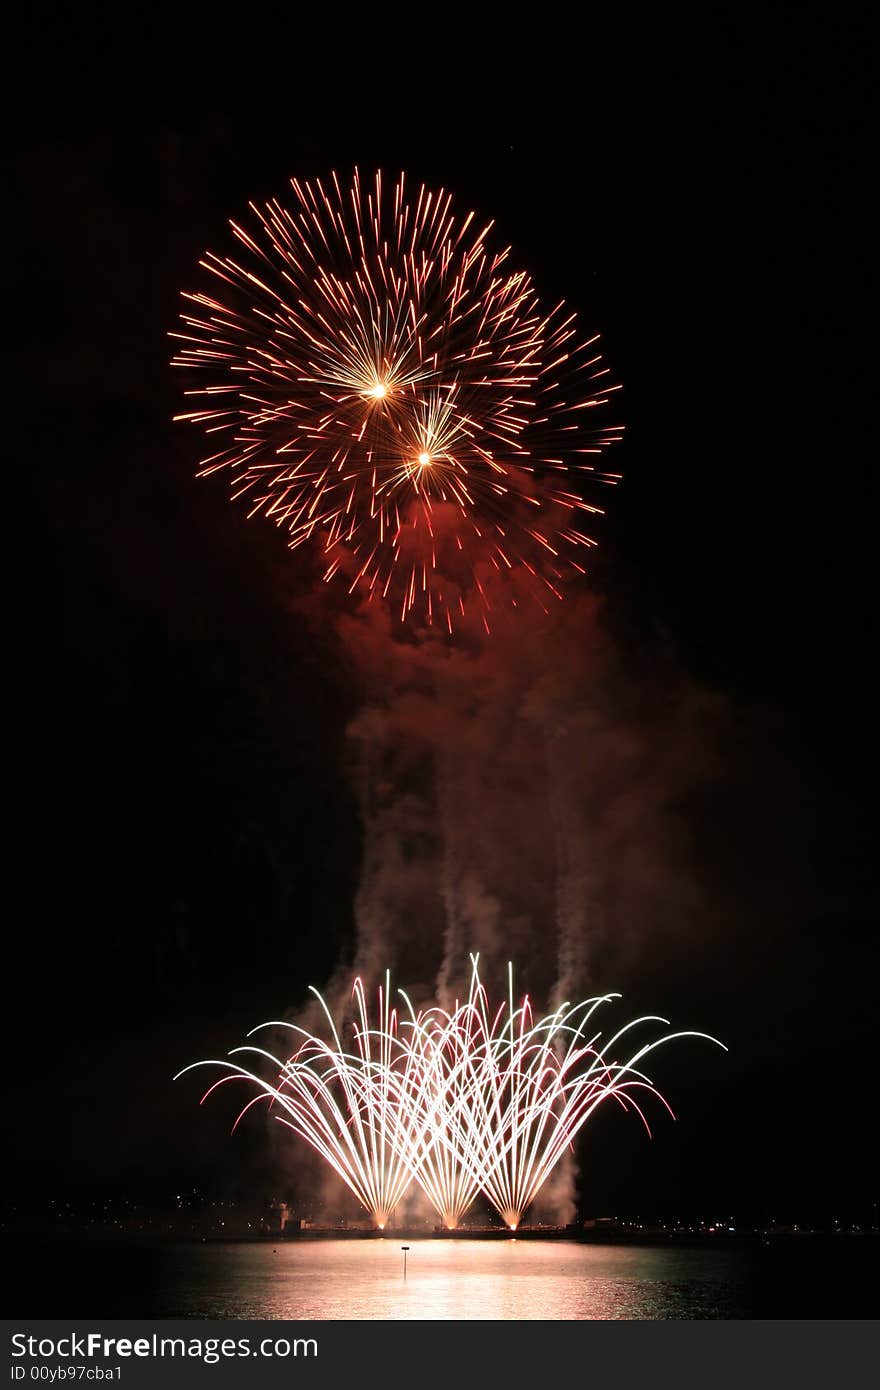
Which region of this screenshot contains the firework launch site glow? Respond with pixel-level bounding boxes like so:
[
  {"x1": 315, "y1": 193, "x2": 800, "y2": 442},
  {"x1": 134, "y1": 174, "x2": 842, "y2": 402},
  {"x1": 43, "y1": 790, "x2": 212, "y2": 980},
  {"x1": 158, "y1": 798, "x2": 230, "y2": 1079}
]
[
  {"x1": 172, "y1": 169, "x2": 623, "y2": 633},
  {"x1": 177, "y1": 958, "x2": 724, "y2": 1232}
]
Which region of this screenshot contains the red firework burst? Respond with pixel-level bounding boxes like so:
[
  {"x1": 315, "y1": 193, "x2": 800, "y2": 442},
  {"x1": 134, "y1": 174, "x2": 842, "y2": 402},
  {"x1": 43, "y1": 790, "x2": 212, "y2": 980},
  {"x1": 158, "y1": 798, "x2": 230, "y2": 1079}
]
[{"x1": 172, "y1": 169, "x2": 623, "y2": 631}]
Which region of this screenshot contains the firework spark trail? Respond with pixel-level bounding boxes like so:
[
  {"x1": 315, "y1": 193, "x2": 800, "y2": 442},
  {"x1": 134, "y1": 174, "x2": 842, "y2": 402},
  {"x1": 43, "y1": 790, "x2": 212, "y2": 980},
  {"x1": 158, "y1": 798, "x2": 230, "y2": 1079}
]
[
  {"x1": 172, "y1": 170, "x2": 623, "y2": 630},
  {"x1": 397, "y1": 960, "x2": 723, "y2": 1230},
  {"x1": 177, "y1": 959, "x2": 724, "y2": 1230},
  {"x1": 177, "y1": 973, "x2": 424, "y2": 1229}
]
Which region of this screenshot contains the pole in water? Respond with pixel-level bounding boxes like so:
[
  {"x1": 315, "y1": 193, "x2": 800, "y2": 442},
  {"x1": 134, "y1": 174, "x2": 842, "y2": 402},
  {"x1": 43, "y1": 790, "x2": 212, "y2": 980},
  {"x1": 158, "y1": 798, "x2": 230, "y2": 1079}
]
[{"x1": 401, "y1": 1246, "x2": 410, "y2": 1280}]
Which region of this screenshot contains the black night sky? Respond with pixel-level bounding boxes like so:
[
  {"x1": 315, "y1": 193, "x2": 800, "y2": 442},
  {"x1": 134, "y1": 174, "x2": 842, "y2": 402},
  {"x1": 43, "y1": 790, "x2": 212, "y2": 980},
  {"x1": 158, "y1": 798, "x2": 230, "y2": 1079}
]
[{"x1": 10, "y1": 10, "x2": 875, "y2": 1239}]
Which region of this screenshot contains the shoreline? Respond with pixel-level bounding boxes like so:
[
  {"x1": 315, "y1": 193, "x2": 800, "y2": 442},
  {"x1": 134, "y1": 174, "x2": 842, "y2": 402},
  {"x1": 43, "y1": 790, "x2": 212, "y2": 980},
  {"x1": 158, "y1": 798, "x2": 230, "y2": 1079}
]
[{"x1": 7, "y1": 1227, "x2": 875, "y2": 1246}]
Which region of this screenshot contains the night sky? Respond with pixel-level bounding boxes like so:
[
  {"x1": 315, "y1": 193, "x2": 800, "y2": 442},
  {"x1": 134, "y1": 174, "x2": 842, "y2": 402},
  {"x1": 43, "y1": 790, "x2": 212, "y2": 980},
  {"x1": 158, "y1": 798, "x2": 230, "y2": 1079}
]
[{"x1": 11, "y1": 12, "x2": 874, "y2": 1228}]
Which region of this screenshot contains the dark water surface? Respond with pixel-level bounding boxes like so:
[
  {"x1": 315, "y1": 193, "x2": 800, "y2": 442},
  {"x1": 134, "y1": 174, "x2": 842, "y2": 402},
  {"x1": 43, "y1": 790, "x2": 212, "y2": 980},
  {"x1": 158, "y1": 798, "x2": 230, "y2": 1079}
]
[{"x1": 8, "y1": 1235, "x2": 877, "y2": 1319}]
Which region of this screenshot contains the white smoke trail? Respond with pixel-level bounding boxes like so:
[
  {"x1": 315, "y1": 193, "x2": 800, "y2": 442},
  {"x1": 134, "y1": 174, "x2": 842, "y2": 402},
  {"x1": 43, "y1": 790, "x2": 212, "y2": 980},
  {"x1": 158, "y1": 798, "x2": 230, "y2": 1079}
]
[
  {"x1": 546, "y1": 718, "x2": 594, "y2": 1004},
  {"x1": 436, "y1": 747, "x2": 466, "y2": 1009}
]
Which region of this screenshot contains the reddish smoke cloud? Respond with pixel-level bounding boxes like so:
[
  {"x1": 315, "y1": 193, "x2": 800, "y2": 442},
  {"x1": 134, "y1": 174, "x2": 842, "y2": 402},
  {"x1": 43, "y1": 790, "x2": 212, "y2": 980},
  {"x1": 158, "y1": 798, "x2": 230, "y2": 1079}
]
[{"x1": 324, "y1": 590, "x2": 726, "y2": 1009}]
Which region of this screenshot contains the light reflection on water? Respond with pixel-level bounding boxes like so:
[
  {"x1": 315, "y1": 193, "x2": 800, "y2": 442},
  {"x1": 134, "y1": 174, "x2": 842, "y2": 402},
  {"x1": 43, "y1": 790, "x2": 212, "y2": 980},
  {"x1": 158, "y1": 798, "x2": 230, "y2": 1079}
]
[{"x1": 159, "y1": 1239, "x2": 743, "y2": 1320}]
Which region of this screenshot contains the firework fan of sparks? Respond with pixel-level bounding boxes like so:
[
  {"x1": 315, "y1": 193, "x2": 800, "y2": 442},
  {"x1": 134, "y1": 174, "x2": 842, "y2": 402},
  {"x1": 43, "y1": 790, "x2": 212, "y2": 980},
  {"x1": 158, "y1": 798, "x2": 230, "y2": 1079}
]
[
  {"x1": 172, "y1": 170, "x2": 623, "y2": 633},
  {"x1": 177, "y1": 959, "x2": 724, "y2": 1231}
]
